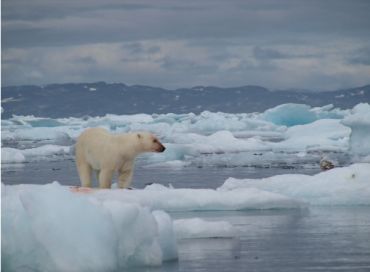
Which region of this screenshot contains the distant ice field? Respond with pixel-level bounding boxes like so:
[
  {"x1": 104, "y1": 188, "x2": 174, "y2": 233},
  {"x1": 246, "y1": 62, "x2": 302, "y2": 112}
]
[{"x1": 3, "y1": 103, "x2": 369, "y2": 170}]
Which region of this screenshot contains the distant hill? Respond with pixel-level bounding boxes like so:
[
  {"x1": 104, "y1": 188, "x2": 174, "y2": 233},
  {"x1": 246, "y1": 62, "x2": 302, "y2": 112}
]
[{"x1": 1, "y1": 82, "x2": 370, "y2": 118}]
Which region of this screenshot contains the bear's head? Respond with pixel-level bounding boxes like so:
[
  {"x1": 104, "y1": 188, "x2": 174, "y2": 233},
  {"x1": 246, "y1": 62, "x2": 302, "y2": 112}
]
[{"x1": 136, "y1": 132, "x2": 166, "y2": 153}]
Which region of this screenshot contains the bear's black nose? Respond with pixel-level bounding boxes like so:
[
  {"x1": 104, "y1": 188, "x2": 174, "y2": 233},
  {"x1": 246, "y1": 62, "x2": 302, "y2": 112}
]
[{"x1": 160, "y1": 145, "x2": 166, "y2": 152}]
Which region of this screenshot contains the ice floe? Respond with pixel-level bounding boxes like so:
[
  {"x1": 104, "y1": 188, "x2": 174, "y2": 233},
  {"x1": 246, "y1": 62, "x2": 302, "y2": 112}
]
[
  {"x1": 2, "y1": 182, "x2": 178, "y2": 271},
  {"x1": 1, "y1": 145, "x2": 72, "y2": 163},
  {"x1": 271, "y1": 119, "x2": 350, "y2": 152},
  {"x1": 91, "y1": 183, "x2": 304, "y2": 211},
  {"x1": 2, "y1": 147, "x2": 26, "y2": 164},
  {"x1": 342, "y1": 103, "x2": 370, "y2": 156},
  {"x1": 174, "y1": 218, "x2": 236, "y2": 239},
  {"x1": 219, "y1": 163, "x2": 370, "y2": 206}
]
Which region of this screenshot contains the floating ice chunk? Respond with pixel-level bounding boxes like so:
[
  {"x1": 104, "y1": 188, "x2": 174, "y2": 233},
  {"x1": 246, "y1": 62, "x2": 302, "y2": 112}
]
[
  {"x1": 1, "y1": 147, "x2": 26, "y2": 163},
  {"x1": 360, "y1": 155, "x2": 370, "y2": 163},
  {"x1": 2, "y1": 184, "x2": 56, "y2": 272},
  {"x1": 144, "y1": 143, "x2": 195, "y2": 163},
  {"x1": 144, "y1": 160, "x2": 191, "y2": 169},
  {"x1": 233, "y1": 130, "x2": 285, "y2": 141},
  {"x1": 342, "y1": 103, "x2": 370, "y2": 156},
  {"x1": 173, "y1": 131, "x2": 269, "y2": 153},
  {"x1": 311, "y1": 104, "x2": 349, "y2": 119},
  {"x1": 152, "y1": 211, "x2": 178, "y2": 261},
  {"x1": 84, "y1": 114, "x2": 154, "y2": 129},
  {"x1": 91, "y1": 184, "x2": 304, "y2": 211},
  {"x1": 20, "y1": 183, "x2": 118, "y2": 272},
  {"x1": 271, "y1": 119, "x2": 350, "y2": 152},
  {"x1": 174, "y1": 218, "x2": 236, "y2": 239},
  {"x1": 22, "y1": 144, "x2": 71, "y2": 158},
  {"x1": 263, "y1": 103, "x2": 346, "y2": 127},
  {"x1": 128, "y1": 122, "x2": 172, "y2": 136},
  {"x1": 189, "y1": 111, "x2": 247, "y2": 132},
  {"x1": 143, "y1": 183, "x2": 172, "y2": 191},
  {"x1": 145, "y1": 132, "x2": 270, "y2": 166},
  {"x1": 10, "y1": 115, "x2": 64, "y2": 127},
  {"x1": 2, "y1": 127, "x2": 71, "y2": 141},
  {"x1": 2, "y1": 182, "x2": 178, "y2": 271},
  {"x1": 190, "y1": 150, "x2": 321, "y2": 169},
  {"x1": 263, "y1": 103, "x2": 317, "y2": 126},
  {"x1": 220, "y1": 163, "x2": 370, "y2": 206},
  {"x1": 1, "y1": 145, "x2": 72, "y2": 163}
]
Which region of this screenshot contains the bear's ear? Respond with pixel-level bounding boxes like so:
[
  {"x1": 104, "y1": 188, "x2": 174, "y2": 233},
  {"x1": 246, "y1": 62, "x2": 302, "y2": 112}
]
[{"x1": 137, "y1": 133, "x2": 142, "y2": 139}]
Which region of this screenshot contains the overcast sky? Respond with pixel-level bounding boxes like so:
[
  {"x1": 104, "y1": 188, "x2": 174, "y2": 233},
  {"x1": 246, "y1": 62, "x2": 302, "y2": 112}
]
[{"x1": 2, "y1": 0, "x2": 370, "y2": 90}]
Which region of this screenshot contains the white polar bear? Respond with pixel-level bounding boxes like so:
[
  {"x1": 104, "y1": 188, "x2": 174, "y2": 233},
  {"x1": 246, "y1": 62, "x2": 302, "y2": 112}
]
[{"x1": 75, "y1": 127, "x2": 165, "y2": 189}]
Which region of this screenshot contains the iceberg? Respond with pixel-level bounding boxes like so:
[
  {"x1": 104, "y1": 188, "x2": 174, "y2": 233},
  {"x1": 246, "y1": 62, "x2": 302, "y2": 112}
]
[
  {"x1": 2, "y1": 182, "x2": 178, "y2": 271},
  {"x1": 263, "y1": 103, "x2": 318, "y2": 126},
  {"x1": 219, "y1": 163, "x2": 370, "y2": 206},
  {"x1": 263, "y1": 103, "x2": 347, "y2": 126},
  {"x1": 342, "y1": 103, "x2": 370, "y2": 156}
]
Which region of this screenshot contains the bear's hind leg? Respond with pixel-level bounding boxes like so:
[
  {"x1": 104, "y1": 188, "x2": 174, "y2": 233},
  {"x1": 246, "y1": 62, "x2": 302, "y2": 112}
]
[
  {"x1": 77, "y1": 162, "x2": 92, "y2": 187},
  {"x1": 95, "y1": 170, "x2": 100, "y2": 183},
  {"x1": 99, "y1": 169, "x2": 114, "y2": 189},
  {"x1": 118, "y1": 169, "x2": 133, "y2": 189}
]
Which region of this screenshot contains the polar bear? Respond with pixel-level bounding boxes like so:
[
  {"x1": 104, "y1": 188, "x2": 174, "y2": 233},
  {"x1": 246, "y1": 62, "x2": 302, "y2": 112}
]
[{"x1": 75, "y1": 127, "x2": 165, "y2": 189}]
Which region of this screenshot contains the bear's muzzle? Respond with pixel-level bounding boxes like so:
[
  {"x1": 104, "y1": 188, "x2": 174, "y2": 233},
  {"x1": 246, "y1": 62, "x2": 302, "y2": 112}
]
[{"x1": 157, "y1": 144, "x2": 166, "y2": 152}]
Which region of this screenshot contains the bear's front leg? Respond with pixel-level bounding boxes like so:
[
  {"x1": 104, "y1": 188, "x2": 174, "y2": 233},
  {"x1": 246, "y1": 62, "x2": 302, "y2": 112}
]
[
  {"x1": 98, "y1": 169, "x2": 114, "y2": 189},
  {"x1": 118, "y1": 169, "x2": 133, "y2": 189},
  {"x1": 77, "y1": 162, "x2": 92, "y2": 187}
]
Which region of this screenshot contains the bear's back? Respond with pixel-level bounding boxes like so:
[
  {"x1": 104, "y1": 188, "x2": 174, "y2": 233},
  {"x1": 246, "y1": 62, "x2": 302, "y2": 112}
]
[{"x1": 76, "y1": 127, "x2": 114, "y2": 152}]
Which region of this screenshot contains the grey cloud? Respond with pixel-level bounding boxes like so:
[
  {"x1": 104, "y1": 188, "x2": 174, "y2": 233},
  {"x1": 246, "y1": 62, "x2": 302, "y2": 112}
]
[
  {"x1": 2, "y1": 0, "x2": 370, "y2": 89},
  {"x1": 123, "y1": 43, "x2": 161, "y2": 55},
  {"x1": 3, "y1": 0, "x2": 370, "y2": 49},
  {"x1": 253, "y1": 46, "x2": 288, "y2": 60},
  {"x1": 73, "y1": 56, "x2": 97, "y2": 65},
  {"x1": 252, "y1": 46, "x2": 321, "y2": 61},
  {"x1": 147, "y1": 46, "x2": 161, "y2": 54},
  {"x1": 347, "y1": 47, "x2": 370, "y2": 66},
  {"x1": 160, "y1": 56, "x2": 217, "y2": 74}
]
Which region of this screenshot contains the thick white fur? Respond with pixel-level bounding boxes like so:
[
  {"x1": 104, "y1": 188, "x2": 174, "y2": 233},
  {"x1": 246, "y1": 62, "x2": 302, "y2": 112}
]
[{"x1": 75, "y1": 127, "x2": 165, "y2": 189}]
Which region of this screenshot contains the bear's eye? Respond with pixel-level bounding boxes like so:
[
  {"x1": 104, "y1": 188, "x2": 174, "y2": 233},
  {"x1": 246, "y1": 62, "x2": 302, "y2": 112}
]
[
  {"x1": 137, "y1": 134, "x2": 142, "y2": 139},
  {"x1": 153, "y1": 139, "x2": 158, "y2": 143}
]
